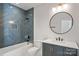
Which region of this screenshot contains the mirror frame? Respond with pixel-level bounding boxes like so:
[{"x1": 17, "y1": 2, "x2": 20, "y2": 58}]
[{"x1": 49, "y1": 12, "x2": 73, "y2": 34}]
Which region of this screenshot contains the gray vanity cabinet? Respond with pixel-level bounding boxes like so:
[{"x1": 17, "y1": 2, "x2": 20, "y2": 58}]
[
  {"x1": 42, "y1": 43, "x2": 77, "y2": 56},
  {"x1": 42, "y1": 43, "x2": 64, "y2": 56}
]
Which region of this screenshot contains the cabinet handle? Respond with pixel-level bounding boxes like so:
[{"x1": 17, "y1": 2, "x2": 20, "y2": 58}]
[{"x1": 50, "y1": 48, "x2": 53, "y2": 54}]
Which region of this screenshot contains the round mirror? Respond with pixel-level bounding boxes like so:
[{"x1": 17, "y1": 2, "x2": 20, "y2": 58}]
[{"x1": 49, "y1": 12, "x2": 73, "y2": 34}]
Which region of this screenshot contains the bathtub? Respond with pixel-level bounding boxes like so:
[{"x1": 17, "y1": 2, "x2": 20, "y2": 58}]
[{"x1": 0, "y1": 42, "x2": 42, "y2": 56}]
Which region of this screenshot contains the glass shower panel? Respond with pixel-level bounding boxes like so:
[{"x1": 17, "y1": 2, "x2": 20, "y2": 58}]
[
  {"x1": 0, "y1": 3, "x2": 34, "y2": 48},
  {"x1": 3, "y1": 4, "x2": 24, "y2": 47}
]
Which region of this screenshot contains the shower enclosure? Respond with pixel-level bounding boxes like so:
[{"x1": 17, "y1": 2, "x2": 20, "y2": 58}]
[{"x1": 0, "y1": 3, "x2": 34, "y2": 48}]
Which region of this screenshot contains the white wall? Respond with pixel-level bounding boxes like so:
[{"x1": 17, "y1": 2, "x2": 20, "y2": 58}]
[{"x1": 34, "y1": 3, "x2": 79, "y2": 47}]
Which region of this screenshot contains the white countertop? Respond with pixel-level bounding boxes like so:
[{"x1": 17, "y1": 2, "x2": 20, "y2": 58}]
[{"x1": 42, "y1": 39, "x2": 79, "y2": 49}]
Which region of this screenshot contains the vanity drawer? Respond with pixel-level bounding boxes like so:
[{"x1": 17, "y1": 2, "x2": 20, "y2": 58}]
[
  {"x1": 64, "y1": 47, "x2": 77, "y2": 56},
  {"x1": 64, "y1": 48, "x2": 76, "y2": 51}
]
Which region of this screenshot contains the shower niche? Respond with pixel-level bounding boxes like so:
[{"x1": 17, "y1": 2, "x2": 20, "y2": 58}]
[{"x1": 0, "y1": 3, "x2": 34, "y2": 48}]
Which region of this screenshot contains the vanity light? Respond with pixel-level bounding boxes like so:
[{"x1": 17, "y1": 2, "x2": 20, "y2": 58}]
[
  {"x1": 52, "y1": 8, "x2": 57, "y2": 13},
  {"x1": 57, "y1": 4, "x2": 62, "y2": 10},
  {"x1": 52, "y1": 4, "x2": 68, "y2": 12},
  {"x1": 57, "y1": 5, "x2": 63, "y2": 11},
  {"x1": 62, "y1": 4, "x2": 68, "y2": 9},
  {"x1": 9, "y1": 21, "x2": 14, "y2": 24}
]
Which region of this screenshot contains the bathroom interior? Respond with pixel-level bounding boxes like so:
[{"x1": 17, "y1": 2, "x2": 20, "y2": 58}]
[{"x1": 0, "y1": 3, "x2": 79, "y2": 56}]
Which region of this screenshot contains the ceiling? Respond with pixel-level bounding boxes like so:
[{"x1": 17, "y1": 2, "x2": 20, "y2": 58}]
[{"x1": 12, "y1": 3, "x2": 43, "y2": 10}]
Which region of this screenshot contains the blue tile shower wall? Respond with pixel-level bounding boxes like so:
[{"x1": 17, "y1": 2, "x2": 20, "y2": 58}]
[
  {"x1": 20, "y1": 9, "x2": 33, "y2": 43},
  {"x1": 0, "y1": 3, "x2": 33, "y2": 48}
]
